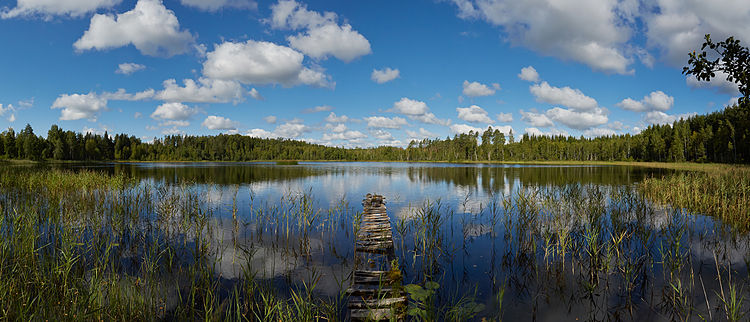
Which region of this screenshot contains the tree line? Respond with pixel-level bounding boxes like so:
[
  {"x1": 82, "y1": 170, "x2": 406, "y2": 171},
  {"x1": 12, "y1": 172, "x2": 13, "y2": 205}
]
[{"x1": 0, "y1": 101, "x2": 747, "y2": 164}]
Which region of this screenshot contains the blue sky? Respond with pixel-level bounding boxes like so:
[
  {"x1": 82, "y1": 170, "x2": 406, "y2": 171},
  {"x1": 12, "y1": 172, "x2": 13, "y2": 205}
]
[{"x1": 0, "y1": 0, "x2": 746, "y2": 147}]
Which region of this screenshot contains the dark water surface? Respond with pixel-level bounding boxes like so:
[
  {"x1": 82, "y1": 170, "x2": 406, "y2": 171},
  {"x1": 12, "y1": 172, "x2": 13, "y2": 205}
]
[{"x1": 48, "y1": 162, "x2": 749, "y2": 321}]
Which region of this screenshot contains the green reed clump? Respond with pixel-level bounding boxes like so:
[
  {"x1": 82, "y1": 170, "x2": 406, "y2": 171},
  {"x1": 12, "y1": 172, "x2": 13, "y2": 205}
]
[
  {"x1": 640, "y1": 167, "x2": 750, "y2": 230},
  {"x1": 0, "y1": 167, "x2": 343, "y2": 320}
]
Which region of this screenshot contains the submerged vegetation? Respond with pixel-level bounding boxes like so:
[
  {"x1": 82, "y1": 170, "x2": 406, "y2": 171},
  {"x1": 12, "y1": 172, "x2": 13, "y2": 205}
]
[{"x1": 0, "y1": 165, "x2": 748, "y2": 320}]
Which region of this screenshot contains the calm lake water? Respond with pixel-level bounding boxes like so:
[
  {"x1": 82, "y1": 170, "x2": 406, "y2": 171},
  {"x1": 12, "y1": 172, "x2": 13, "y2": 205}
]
[{"x1": 50, "y1": 162, "x2": 748, "y2": 321}]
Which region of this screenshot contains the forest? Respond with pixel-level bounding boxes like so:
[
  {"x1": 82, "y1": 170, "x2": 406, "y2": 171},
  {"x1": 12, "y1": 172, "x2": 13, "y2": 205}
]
[{"x1": 0, "y1": 100, "x2": 747, "y2": 164}]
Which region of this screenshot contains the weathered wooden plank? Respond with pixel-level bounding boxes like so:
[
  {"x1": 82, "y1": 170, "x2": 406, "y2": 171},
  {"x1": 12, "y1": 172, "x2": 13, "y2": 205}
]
[{"x1": 348, "y1": 297, "x2": 406, "y2": 308}]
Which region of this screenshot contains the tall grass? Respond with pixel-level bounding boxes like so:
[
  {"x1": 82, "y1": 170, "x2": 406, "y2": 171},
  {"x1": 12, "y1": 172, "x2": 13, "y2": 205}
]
[{"x1": 640, "y1": 166, "x2": 750, "y2": 231}]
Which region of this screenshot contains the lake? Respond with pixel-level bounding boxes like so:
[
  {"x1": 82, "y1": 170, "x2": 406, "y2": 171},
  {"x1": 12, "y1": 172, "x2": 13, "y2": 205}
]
[{"x1": 13, "y1": 162, "x2": 750, "y2": 320}]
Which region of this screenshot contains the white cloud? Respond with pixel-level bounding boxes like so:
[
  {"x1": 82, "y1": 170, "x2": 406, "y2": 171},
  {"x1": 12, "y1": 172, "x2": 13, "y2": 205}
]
[
  {"x1": 371, "y1": 67, "x2": 400, "y2": 84},
  {"x1": 249, "y1": 88, "x2": 263, "y2": 100},
  {"x1": 406, "y1": 128, "x2": 437, "y2": 140},
  {"x1": 644, "y1": 111, "x2": 696, "y2": 125},
  {"x1": 583, "y1": 127, "x2": 616, "y2": 137},
  {"x1": 246, "y1": 128, "x2": 274, "y2": 138},
  {"x1": 530, "y1": 81, "x2": 598, "y2": 111},
  {"x1": 389, "y1": 97, "x2": 449, "y2": 125},
  {"x1": 159, "y1": 120, "x2": 189, "y2": 127},
  {"x1": 685, "y1": 71, "x2": 740, "y2": 95},
  {"x1": 288, "y1": 23, "x2": 371, "y2": 62},
  {"x1": 101, "y1": 88, "x2": 155, "y2": 101},
  {"x1": 450, "y1": 123, "x2": 484, "y2": 134},
  {"x1": 524, "y1": 127, "x2": 569, "y2": 137},
  {"x1": 263, "y1": 115, "x2": 277, "y2": 124},
  {"x1": 370, "y1": 129, "x2": 394, "y2": 141},
  {"x1": 322, "y1": 130, "x2": 366, "y2": 141},
  {"x1": 496, "y1": 112, "x2": 513, "y2": 122},
  {"x1": 202, "y1": 115, "x2": 239, "y2": 130},
  {"x1": 451, "y1": 0, "x2": 633, "y2": 74},
  {"x1": 462, "y1": 80, "x2": 498, "y2": 97},
  {"x1": 491, "y1": 125, "x2": 514, "y2": 136},
  {"x1": 269, "y1": 0, "x2": 337, "y2": 30},
  {"x1": 203, "y1": 40, "x2": 333, "y2": 88},
  {"x1": 520, "y1": 110, "x2": 553, "y2": 127},
  {"x1": 74, "y1": 0, "x2": 195, "y2": 57},
  {"x1": 457, "y1": 105, "x2": 493, "y2": 124},
  {"x1": 116, "y1": 62, "x2": 145, "y2": 75},
  {"x1": 0, "y1": 104, "x2": 16, "y2": 122},
  {"x1": 180, "y1": 0, "x2": 256, "y2": 12},
  {"x1": 155, "y1": 78, "x2": 244, "y2": 103},
  {"x1": 150, "y1": 102, "x2": 197, "y2": 121},
  {"x1": 616, "y1": 90, "x2": 674, "y2": 112},
  {"x1": 273, "y1": 121, "x2": 309, "y2": 138},
  {"x1": 518, "y1": 66, "x2": 540, "y2": 82},
  {"x1": 324, "y1": 112, "x2": 349, "y2": 123},
  {"x1": 51, "y1": 92, "x2": 107, "y2": 121},
  {"x1": 270, "y1": 0, "x2": 371, "y2": 62},
  {"x1": 325, "y1": 123, "x2": 347, "y2": 133},
  {"x1": 365, "y1": 116, "x2": 408, "y2": 129},
  {"x1": 304, "y1": 105, "x2": 333, "y2": 113},
  {"x1": 1, "y1": 0, "x2": 121, "y2": 19},
  {"x1": 546, "y1": 107, "x2": 608, "y2": 130},
  {"x1": 134, "y1": 112, "x2": 142, "y2": 119},
  {"x1": 645, "y1": 1, "x2": 750, "y2": 66}
]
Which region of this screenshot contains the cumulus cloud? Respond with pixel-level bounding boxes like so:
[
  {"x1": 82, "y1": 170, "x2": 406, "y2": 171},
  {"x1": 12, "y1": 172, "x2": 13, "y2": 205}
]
[
  {"x1": 389, "y1": 97, "x2": 449, "y2": 125},
  {"x1": 616, "y1": 91, "x2": 674, "y2": 112},
  {"x1": 203, "y1": 40, "x2": 333, "y2": 88},
  {"x1": 685, "y1": 71, "x2": 740, "y2": 95},
  {"x1": 273, "y1": 120, "x2": 309, "y2": 138},
  {"x1": 51, "y1": 92, "x2": 108, "y2": 121},
  {"x1": 365, "y1": 116, "x2": 408, "y2": 129},
  {"x1": 246, "y1": 128, "x2": 274, "y2": 138},
  {"x1": 180, "y1": 0, "x2": 256, "y2": 11},
  {"x1": 322, "y1": 130, "x2": 366, "y2": 141},
  {"x1": 406, "y1": 128, "x2": 437, "y2": 140},
  {"x1": 202, "y1": 115, "x2": 239, "y2": 130},
  {"x1": 645, "y1": 111, "x2": 696, "y2": 125},
  {"x1": 74, "y1": 0, "x2": 195, "y2": 57},
  {"x1": 116, "y1": 62, "x2": 145, "y2": 75},
  {"x1": 150, "y1": 102, "x2": 197, "y2": 121},
  {"x1": 530, "y1": 81, "x2": 598, "y2": 111},
  {"x1": 155, "y1": 78, "x2": 244, "y2": 103},
  {"x1": 518, "y1": 66, "x2": 540, "y2": 82},
  {"x1": 288, "y1": 23, "x2": 371, "y2": 62},
  {"x1": 451, "y1": 0, "x2": 633, "y2": 74},
  {"x1": 457, "y1": 105, "x2": 493, "y2": 124},
  {"x1": 324, "y1": 112, "x2": 349, "y2": 123},
  {"x1": 546, "y1": 107, "x2": 608, "y2": 130},
  {"x1": 1, "y1": 0, "x2": 121, "y2": 19},
  {"x1": 371, "y1": 67, "x2": 400, "y2": 84},
  {"x1": 462, "y1": 80, "x2": 499, "y2": 97},
  {"x1": 0, "y1": 104, "x2": 16, "y2": 122},
  {"x1": 525, "y1": 127, "x2": 569, "y2": 137},
  {"x1": 450, "y1": 123, "x2": 483, "y2": 134},
  {"x1": 304, "y1": 105, "x2": 333, "y2": 113},
  {"x1": 645, "y1": 1, "x2": 750, "y2": 66},
  {"x1": 263, "y1": 115, "x2": 277, "y2": 124},
  {"x1": 325, "y1": 123, "x2": 347, "y2": 133},
  {"x1": 520, "y1": 110, "x2": 553, "y2": 127},
  {"x1": 270, "y1": 0, "x2": 371, "y2": 62},
  {"x1": 583, "y1": 127, "x2": 616, "y2": 137},
  {"x1": 249, "y1": 88, "x2": 263, "y2": 100},
  {"x1": 101, "y1": 88, "x2": 155, "y2": 101},
  {"x1": 496, "y1": 112, "x2": 513, "y2": 122}
]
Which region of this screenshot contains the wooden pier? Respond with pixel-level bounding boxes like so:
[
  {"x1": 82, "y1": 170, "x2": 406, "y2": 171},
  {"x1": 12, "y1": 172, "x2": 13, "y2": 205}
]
[{"x1": 347, "y1": 194, "x2": 405, "y2": 320}]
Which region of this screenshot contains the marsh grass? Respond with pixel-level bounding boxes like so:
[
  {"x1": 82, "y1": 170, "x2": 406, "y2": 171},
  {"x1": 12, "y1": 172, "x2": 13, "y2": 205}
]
[
  {"x1": 640, "y1": 166, "x2": 750, "y2": 231},
  {"x1": 1, "y1": 166, "x2": 749, "y2": 320}
]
